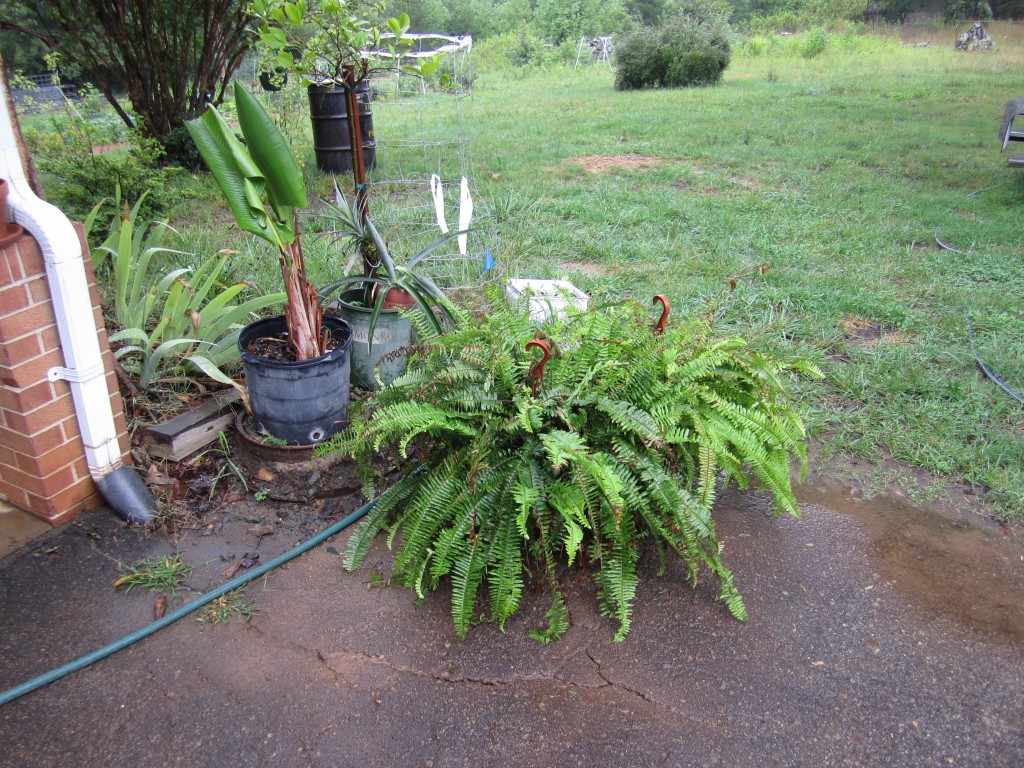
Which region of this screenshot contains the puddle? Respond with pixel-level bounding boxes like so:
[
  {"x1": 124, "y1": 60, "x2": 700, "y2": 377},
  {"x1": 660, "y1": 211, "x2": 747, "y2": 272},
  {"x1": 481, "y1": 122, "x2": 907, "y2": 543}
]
[{"x1": 798, "y1": 482, "x2": 1024, "y2": 642}]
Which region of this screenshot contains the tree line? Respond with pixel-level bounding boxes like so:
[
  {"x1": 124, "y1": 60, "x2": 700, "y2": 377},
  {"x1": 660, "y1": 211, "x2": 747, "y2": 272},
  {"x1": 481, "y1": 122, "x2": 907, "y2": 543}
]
[{"x1": 1, "y1": 0, "x2": 1021, "y2": 166}]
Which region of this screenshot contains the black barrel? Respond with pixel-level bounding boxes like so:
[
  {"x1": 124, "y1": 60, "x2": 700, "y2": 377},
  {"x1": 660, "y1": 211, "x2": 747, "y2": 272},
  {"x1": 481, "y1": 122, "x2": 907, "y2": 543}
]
[{"x1": 307, "y1": 81, "x2": 377, "y2": 174}]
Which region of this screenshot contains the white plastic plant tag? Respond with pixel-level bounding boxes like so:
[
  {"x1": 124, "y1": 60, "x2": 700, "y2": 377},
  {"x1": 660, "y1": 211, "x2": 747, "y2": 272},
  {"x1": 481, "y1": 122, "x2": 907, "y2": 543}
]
[
  {"x1": 458, "y1": 176, "x2": 473, "y2": 255},
  {"x1": 430, "y1": 174, "x2": 448, "y2": 233}
]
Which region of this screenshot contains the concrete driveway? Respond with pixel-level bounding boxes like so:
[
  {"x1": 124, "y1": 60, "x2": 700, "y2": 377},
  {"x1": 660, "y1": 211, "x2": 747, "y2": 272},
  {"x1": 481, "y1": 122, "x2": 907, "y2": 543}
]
[{"x1": 0, "y1": 481, "x2": 1021, "y2": 767}]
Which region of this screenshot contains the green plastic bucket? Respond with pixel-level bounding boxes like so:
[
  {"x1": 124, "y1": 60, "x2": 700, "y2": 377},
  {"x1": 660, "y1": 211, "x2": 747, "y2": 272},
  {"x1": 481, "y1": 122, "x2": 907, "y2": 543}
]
[{"x1": 333, "y1": 289, "x2": 412, "y2": 389}]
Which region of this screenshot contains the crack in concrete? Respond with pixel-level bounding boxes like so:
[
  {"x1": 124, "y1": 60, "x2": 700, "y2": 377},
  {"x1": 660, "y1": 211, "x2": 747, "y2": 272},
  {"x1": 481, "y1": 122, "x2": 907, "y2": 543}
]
[
  {"x1": 583, "y1": 648, "x2": 718, "y2": 729},
  {"x1": 248, "y1": 622, "x2": 719, "y2": 737}
]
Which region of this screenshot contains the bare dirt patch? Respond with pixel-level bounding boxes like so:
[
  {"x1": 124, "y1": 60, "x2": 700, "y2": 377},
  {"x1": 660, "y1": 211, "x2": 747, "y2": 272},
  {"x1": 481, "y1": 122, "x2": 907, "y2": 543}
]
[
  {"x1": 571, "y1": 154, "x2": 663, "y2": 173},
  {"x1": 840, "y1": 317, "x2": 912, "y2": 348}
]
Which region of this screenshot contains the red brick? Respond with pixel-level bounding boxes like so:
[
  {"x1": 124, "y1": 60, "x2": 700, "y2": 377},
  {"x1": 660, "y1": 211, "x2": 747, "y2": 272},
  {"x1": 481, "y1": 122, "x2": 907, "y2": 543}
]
[
  {"x1": 28, "y1": 276, "x2": 52, "y2": 304},
  {"x1": 60, "y1": 415, "x2": 80, "y2": 442},
  {"x1": 1, "y1": 333, "x2": 44, "y2": 366},
  {"x1": 0, "y1": 304, "x2": 55, "y2": 344},
  {"x1": 113, "y1": 405, "x2": 128, "y2": 436},
  {"x1": 4, "y1": 393, "x2": 75, "y2": 436},
  {"x1": 0, "y1": 480, "x2": 29, "y2": 509},
  {"x1": 0, "y1": 351, "x2": 62, "y2": 390},
  {"x1": 0, "y1": 424, "x2": 64, "y2": 455},
  {"x1": 15, "y1": 237, "x2": 45, "y2": 278},
  {"x1": 39, "y1": 325, "x2": 61, "y2": 353},
  {"x1": 70, "y1": 455, "x2": 90, "y2": 482},
  {"x1": 0, "y1": 444, "x2": 16, "y2": 467},
  {"x1": 50, "y1": 377, "x2": 70, "y2": 401},
  {"x1": 2, "y1": 247, "x2": 23, "y2": 283},
  {"x1": 0, "y1": 464, "x2": 47, "y2": 496},
  {"x1": 0, "y1": 245, "x2": 13, "y2": 286},
  {"x1": 26, "y1": 479, "x2": 100, "y2": 524},
  {"x1": 16, "y1": 439, "x2": 82, "y2": 477},
  {"x1": 39, "y1": 465, "x2": 76, "y2": 497},
  {"x1": 5, "y1": 380, "x2": 57, "y2": 413},
  {"x1": 0, "y1": 284, "x2": 30, "y2": 316}
]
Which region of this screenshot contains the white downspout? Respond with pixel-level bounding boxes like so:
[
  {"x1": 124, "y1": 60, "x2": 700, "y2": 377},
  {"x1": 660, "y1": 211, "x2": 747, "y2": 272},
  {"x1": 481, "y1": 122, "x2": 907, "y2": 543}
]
[{"x1": 0, "y1": 75, "x2": 155, "y2": 524}]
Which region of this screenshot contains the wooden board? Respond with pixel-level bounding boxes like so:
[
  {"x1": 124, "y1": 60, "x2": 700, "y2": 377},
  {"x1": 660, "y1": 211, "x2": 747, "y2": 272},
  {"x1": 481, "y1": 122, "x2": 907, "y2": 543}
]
[{"x1": 144, "y1": 391, "x2": 241, "y2": 461}]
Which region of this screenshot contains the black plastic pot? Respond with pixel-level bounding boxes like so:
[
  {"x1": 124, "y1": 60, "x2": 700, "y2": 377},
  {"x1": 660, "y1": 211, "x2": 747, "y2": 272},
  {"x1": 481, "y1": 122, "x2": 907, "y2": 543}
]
[
  {"x1": 259, "y1": 69, "x2": 288, "y2": 91},
  {"x1": 307, "y1": 81, "x2": 376, "y2": 174},
  {"x1": 237, "y1": 315, "x2": 353, "y2": 445}
]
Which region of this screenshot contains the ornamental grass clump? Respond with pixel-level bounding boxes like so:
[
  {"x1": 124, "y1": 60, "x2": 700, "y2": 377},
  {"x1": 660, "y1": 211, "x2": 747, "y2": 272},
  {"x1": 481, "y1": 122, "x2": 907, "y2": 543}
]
[{"x1": 322, "y1": 288, "x2": 821, "y2": 641}]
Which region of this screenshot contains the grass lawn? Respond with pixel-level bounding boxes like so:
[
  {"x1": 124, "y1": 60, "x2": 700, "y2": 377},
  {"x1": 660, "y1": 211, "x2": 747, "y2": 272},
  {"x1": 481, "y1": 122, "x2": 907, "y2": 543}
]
[{"x1": 164, "y1": 25, "x2": 1024, "y2": 518}]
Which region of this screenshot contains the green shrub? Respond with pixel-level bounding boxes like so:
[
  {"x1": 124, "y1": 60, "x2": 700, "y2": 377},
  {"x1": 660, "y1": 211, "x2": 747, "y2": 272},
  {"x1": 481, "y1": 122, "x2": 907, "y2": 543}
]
[
  {"x1": 505, "y1": 32, "x2": 548, "y2": 67},
  {"x1": 945, "y1": 1, "x2": 993, "y2": 23},
  {"x1": 615, "y1": 4, "x2": 733, "y2": 90},
  {"x1": 502, "y1": 33, "x2": 580, "y2": 69},
  {"x1": 21, "y1": 83, "x2": 177, "y2": 222},
  {"x1": 801, "y1": 27, "x2": 831, "y2": 59},
  {"x1": 325, "y1": 288, "x2": 820, "y2": 641}
]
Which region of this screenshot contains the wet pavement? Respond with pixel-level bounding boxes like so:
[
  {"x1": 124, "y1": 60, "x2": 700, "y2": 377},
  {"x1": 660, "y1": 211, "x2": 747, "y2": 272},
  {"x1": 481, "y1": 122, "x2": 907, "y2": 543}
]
[{"x1": 0, "y1": 481, "x2": 1021, "y2": 767}]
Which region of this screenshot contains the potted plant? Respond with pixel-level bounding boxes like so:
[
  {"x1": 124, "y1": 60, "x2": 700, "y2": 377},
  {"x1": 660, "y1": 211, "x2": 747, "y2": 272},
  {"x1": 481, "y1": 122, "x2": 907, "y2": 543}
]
[
  {"x1": 186, "y1": 82, "x2": 352, "y2": 445},
  {"x1": 320, "y1": 287, "x2": 822, "y2": 641},
  {"x1": 249, "y1": 2, "x2": 415, "y2": 174},
  {"x1": 317, "y1": 181, "x2": 462, "y2": 388}
]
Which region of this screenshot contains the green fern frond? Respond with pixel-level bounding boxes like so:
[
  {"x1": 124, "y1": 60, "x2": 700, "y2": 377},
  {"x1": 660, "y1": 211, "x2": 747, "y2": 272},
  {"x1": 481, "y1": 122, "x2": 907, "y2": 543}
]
[
  {"x1": 488, "y1": 514, "x2": 525, "y2": 630},
  {"x1": 594, "y1": 534, "x2": 639, "y2": 642},
  {"x1": 342, "y1": 475, "x2": 422, "y2": 572},
  {"x1": 450, "y1": 537, "x2": 486, "y2": 638},
  {"x1": 529, "y1": 588, "x2": 569, "y2": 643}
]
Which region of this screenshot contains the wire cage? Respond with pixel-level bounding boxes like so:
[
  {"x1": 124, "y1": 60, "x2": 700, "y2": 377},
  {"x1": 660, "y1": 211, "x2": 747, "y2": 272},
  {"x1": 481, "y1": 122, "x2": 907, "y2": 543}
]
[{"x1": 362, "y1": 34, "x2": 500, "y2": 290}]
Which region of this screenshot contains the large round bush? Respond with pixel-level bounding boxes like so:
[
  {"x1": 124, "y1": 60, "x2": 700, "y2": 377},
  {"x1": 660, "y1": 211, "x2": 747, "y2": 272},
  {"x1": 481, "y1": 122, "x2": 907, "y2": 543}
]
[{"x1": 615, "y1": 3, "x2": 732, "y2": 90}]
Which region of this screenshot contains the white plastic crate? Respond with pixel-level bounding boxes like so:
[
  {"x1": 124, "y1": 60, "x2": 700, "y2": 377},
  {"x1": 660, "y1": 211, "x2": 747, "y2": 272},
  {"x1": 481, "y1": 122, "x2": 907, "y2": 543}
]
[{"x1": 505, "y1": 279, "x2": 589, "y2": 323}]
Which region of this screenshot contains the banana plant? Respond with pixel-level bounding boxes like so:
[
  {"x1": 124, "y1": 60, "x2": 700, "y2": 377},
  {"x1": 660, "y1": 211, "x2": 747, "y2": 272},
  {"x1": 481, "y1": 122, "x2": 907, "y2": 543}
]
[{"x1": 186, "y1": 82, "x2": 324, "y2": 361}]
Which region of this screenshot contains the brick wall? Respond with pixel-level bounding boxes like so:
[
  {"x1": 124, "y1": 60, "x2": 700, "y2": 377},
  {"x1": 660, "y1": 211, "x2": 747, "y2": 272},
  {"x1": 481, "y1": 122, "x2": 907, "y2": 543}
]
[{"x1": 0, "y1": 225, "x2": 130, "y2": 525}]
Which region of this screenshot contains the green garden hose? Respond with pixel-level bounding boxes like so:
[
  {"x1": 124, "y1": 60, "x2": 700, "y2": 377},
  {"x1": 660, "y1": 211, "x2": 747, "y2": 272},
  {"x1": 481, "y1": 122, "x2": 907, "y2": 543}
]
[{"x1": 0, "y1": 499, "x2": 374, "y2": 707}]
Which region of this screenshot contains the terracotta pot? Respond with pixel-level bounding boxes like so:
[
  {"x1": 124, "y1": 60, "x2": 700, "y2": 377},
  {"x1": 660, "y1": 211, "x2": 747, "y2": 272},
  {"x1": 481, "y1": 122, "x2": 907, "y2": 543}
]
[{"x1": 381, "y1": 286, "x2": 415, "y2": 310}]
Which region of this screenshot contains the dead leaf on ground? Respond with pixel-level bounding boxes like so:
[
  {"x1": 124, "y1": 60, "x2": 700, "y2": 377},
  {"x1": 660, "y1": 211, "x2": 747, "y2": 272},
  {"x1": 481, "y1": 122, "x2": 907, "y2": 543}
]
[{"x1": 248, "y1": 523, "x2": 276, "y2": 539}]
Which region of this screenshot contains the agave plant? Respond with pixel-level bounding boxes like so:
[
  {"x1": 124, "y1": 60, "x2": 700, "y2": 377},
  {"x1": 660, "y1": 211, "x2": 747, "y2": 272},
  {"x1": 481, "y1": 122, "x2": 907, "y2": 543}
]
[
  {"x1": 317, "y1": 181, "x2": 463, "y2": 346},
  {"x1": 88, "y1": 187, "x2": 186, "y2": 331},
  {"x1": 186, "y1": 82, "x2": 324, "y2": 361},
  {"x1": 110, "y1": 251, "x2": 285, "y2": 391},
  {"x1": 321, "y1": 287, "x2": 821, "y2": 642}
]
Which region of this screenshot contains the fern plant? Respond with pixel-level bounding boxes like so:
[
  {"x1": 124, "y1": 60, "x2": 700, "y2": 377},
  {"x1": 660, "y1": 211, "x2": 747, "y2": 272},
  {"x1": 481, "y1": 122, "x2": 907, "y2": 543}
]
[{"x1": 321, "y1": 287, "x2": 821, "y2": 641}]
